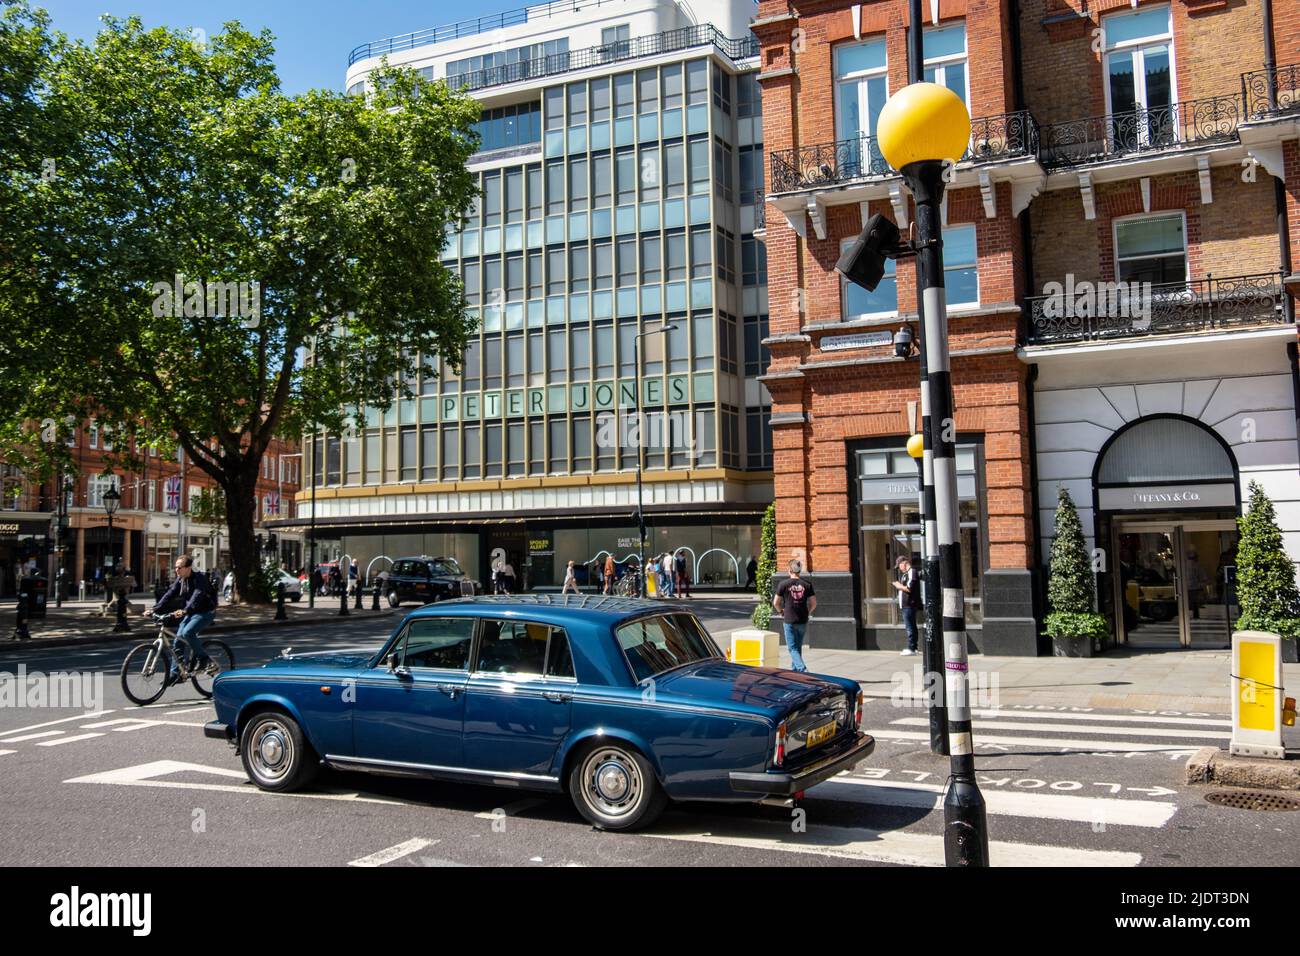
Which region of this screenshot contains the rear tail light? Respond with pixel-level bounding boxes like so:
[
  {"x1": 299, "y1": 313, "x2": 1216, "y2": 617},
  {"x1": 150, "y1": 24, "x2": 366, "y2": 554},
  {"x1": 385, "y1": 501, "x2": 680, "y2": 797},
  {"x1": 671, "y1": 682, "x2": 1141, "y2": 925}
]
[
  {"x1": 774, "y1": 721, "x2": 787, "y2": 768},
  {"x1": 854, "y1": 690, "x2": 864, "y2": 730}
]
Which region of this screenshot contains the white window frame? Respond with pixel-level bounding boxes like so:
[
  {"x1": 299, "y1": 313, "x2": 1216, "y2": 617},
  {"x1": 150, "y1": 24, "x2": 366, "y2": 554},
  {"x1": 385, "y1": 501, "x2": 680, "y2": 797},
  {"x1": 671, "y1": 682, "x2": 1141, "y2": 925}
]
[
  {"x1": 87, "y1": 474, "x2": 118, "y2": 510},
  {"x1": 1111, "y1": 210, "x2": 1189, "y2": 288},
  {"x1": 1102, "y1": 4, "x2": 1176, "y2": 142},
  {"x1": 147, "y1": 480, "x2": 156, "y2": 512},
  {"x1": 943, "y1": 223, "x2": 980, "y2": 309},
  {"x1": 922, "y1": 24, "x2": 968, "y2": 107},
  {"x1": 88, "y1": 422, "x2": 98, "y2": 449},
  {"x1": 839, "y1": 236, "x2": 899, "y2": 322},
  {"x1": 834, "y1": 39, "x2": 889, "y2": 148}
]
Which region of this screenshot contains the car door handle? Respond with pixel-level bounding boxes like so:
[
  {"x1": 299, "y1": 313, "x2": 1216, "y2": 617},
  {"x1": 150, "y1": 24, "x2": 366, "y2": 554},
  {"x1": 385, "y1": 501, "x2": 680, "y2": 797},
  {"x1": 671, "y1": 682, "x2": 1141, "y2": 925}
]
[
  {"x1": 435, "y1": 683, "x2": 460, "y2": 699},
  {"x1": 542, "y1": 691, "x2": 571, "y2": 703}
]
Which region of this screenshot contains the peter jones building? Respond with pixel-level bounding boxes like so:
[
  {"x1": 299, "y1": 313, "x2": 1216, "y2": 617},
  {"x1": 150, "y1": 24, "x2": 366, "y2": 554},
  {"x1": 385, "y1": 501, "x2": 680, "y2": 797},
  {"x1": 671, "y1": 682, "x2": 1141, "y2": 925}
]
[{"x1": 291, "y1": 0, "x2": 773, "y2": 590}]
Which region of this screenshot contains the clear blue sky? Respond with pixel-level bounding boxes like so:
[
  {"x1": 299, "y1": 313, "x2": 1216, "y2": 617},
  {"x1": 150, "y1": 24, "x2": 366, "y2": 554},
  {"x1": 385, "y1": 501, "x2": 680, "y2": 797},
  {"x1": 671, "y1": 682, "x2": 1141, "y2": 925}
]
[{"x1": 33, "y1": 0, "x2": 522, "y2": 94}]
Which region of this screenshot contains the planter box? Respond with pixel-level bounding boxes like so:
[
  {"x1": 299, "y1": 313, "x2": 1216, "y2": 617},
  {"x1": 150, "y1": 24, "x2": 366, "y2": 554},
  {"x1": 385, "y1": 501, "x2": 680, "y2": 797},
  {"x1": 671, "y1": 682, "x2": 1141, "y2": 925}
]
[{"x1": 1051, "y1": 634, "x2": 1095, "y2": 658}]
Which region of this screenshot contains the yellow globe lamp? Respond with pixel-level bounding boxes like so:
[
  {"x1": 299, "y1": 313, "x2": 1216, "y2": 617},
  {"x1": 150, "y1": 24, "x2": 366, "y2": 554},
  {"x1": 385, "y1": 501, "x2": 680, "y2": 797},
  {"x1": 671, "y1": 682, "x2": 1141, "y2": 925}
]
[
  {"x1": 906, "y1": 433, "x2": 925, "y2": 460},
  {"x1": 876, "y1": 82, "x2": 972, "y2": 172}
]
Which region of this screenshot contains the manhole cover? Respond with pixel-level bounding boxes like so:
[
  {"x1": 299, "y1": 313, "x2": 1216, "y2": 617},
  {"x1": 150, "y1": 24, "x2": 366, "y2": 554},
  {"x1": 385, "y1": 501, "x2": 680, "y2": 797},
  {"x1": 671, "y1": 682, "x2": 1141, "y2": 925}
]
[{"x1": 1204, "y1": 790, "x2": 1300, "y2": 811}]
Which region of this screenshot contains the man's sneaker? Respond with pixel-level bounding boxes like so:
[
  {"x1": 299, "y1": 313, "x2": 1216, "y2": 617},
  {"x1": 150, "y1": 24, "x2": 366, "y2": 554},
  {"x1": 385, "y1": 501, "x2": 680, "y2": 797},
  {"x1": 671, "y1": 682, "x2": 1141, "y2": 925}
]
[{"x1": 899, "y1": 648, "x2": 917, "y2": 656}]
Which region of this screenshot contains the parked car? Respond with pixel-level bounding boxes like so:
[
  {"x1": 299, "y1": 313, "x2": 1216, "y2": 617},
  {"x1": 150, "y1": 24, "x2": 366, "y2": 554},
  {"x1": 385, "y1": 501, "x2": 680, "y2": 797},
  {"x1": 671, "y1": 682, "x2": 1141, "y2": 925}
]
[
  {"x1": 222, "y1": 570, "x2": 303, "y2": 602},
  {"x1": 204, "y1": 596, "x2": 873, "y2": 830},
  {"x1": 385, "y1": 555, "x2": 479, "y2": 607}
]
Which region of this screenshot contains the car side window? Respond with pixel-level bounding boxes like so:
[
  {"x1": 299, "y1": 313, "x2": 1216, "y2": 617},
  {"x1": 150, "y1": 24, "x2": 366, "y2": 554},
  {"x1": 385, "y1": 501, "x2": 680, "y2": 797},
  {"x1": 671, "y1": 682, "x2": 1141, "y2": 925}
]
[
  {"x1": 545, "y1": 628, "x2": 575, "y2": 679},
  {"x1": 476, "y1": 619, "x2": 549, "y2": 676},
  {"x1": 402, "y1": 617, "x2": 475, "y2": 670}
]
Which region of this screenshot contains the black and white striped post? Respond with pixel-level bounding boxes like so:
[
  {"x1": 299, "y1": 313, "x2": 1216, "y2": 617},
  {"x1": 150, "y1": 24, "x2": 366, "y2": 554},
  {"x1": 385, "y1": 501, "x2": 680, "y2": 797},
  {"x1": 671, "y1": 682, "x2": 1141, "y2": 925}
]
[{"x1": 878, "y1": 82, "x2": 989, "y2": 867}]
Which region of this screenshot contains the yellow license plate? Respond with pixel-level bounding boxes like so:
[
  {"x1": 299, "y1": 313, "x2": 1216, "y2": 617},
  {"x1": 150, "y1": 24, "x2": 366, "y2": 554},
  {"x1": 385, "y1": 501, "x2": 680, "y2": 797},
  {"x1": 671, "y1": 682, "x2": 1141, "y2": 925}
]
[{"x1": 806, "y1": 721, "x2": 836, "y2": 749}]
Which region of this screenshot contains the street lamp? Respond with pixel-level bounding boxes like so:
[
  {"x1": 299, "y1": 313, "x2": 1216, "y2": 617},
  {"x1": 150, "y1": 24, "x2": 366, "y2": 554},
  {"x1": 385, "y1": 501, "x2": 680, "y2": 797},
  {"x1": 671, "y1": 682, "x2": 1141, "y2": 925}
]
[
  {"x1": 876, "y1": 80, "x2": 988, "y2": 866},
  {"x1": 632, "y1": 322, "x2": 677, "y2": 598},
  {"x1": 102, "y1": 484, "x2": 121, "y2": 575}
]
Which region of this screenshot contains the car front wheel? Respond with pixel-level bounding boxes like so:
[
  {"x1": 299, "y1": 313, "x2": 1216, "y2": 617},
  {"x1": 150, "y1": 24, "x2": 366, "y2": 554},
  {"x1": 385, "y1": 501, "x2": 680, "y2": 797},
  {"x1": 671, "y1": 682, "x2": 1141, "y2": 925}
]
[
  {"x1": 239, "y1": 711, "x2": 318, "y2": 792},
  {"x1": 568, "y1": 742, "x2": 667, "y2": 831}
]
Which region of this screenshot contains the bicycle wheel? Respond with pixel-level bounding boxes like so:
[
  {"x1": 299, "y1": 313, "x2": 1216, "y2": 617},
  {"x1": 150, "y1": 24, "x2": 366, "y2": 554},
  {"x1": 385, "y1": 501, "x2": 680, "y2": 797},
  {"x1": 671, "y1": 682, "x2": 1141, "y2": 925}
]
[
  {"x1": 191, "y1": 640, "x2": 235, "y2": 699},
  {"x1": 121, "y1": 641, "x2": 173, "y2": 706}
]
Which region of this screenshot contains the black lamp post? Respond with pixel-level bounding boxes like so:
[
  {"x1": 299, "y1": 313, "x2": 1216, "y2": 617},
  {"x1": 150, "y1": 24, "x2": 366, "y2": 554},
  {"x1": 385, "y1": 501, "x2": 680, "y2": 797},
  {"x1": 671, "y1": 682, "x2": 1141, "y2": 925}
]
[{"x1": 102, "y1": 484, "x2": 121, "y2": 575}]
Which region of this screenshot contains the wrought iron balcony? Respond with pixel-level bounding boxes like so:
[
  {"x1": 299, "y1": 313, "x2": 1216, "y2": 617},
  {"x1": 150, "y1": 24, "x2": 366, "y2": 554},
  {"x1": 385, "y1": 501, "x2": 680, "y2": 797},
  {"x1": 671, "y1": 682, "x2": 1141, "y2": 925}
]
[
  {"x1": 769, "y1": 110, "x2": 1038, "y2": 193},
  {"x1": 1242, "y1": 64, "x2": 1300, "y2": 121},
  {"x1": 443, "y1": 25, "x2": 754, "y2": 93},
  {"x1": 1024, "y1": 272, "x2": 1287, "y2": 345},
  {"x1": 1038, "y1": 94, "x2": 1242, "y2": 169}
]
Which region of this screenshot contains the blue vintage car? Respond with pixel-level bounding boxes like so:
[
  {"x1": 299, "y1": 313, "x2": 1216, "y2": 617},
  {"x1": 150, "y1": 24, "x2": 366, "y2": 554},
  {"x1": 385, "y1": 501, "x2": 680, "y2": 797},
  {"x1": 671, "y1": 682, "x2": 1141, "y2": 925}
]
[{"x1": 205, "y1": 596, "x2": 874, "y2": 830}]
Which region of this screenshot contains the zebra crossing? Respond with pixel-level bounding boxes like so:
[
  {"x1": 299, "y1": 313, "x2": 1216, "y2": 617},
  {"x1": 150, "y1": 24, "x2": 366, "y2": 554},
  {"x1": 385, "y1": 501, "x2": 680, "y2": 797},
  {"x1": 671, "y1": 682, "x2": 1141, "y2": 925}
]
[{"x1": 0, "y1": 705, "x2": 211, "y2": 755}]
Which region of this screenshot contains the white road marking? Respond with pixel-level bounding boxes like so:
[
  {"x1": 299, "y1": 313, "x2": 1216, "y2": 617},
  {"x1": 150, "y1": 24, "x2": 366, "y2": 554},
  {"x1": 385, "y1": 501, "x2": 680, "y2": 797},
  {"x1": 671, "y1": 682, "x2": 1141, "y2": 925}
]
[
  {"x1": 81, "y1": 718, "x2": 156, "y2": 729},
  {"x1": 165, "y1": 706, "x2": 212, "y2": 716},
  {"x1": 868, "y1": 729, "x2": 1201, "y2": 753},
  {"x1": 817, "y1": 777, "x2": 1178, "y2": 828},
  {"x1": 474, "y1": 798, "x2": 547, "y2": 820},
  {"x1": 890, "y1": 717, "x2": 1229, "y2": 741},
  {"x1": 37, "y1": 733, "x2": 104, "y2": 746},
  {"x1": 66, "y1": 760, "x2": 409, "y2": 806},
  {"x1": 348, "y1": 838, "x2": 436, "y2": 868},
  {"x1": 3, "y1": 731, "x2": 65, "y2": 742},
  {"x1": 970, "y1": 709, "x2": 1230, "y2": 727},
  {"x1": 0, "y1": 750, "x2": 14, "y2": 757},
  {"x1": 643, "y1": 820, "x2": 1141, "y2": 867},
  {"x1": 0, "y1": 710, "x2": 113, "y2": 738}
]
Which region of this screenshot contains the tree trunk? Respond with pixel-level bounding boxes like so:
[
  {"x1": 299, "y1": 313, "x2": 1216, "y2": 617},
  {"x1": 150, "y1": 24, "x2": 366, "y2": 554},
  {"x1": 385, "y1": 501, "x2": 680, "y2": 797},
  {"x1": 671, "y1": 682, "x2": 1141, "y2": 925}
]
[{"x1": 224, "y1": 470, "x2": 265, "y2": 604}]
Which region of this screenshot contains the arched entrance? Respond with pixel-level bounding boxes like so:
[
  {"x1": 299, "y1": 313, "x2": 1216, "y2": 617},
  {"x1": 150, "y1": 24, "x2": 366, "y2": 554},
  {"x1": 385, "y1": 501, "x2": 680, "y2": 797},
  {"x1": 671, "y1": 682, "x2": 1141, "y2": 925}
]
[{"x1": 1094, "y1": 415, "x2": 1240, "y2": 650}]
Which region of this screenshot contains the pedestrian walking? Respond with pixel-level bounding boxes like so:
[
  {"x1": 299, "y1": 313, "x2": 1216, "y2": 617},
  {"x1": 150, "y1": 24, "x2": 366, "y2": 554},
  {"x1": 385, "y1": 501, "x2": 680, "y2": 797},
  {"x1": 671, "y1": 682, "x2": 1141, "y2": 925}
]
[
  {"x1": 893, "y1": 555, "x2": 920, "y2": 656},
  {"x1": 659, "y1": 553, "x2": 674, "y2": 598},
  {"x1": 349, "y1": 558, "x2": 359, "y2": 596},
  {"x1": 674, "y1": 549, "x2": 691, "y2": 599},
  {"x1": 603, "y1": 553, "x2": 616, "y2": 595},
  {"x1": 772, "y1": 559, "x2": 816, "y2": 673},
  {"x1": 561, "y1": 560, "x2": 579, "y2": 595},
  {"x1": 745, "y1": 556, "x2": 758, "y2": 590}
]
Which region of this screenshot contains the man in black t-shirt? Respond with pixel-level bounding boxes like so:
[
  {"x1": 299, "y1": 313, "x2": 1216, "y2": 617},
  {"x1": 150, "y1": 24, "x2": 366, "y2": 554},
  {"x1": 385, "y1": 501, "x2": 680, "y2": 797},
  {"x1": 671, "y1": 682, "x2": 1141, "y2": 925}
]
[{"x1": 772, "y1": 559, "x2": 816, "y2": 673}]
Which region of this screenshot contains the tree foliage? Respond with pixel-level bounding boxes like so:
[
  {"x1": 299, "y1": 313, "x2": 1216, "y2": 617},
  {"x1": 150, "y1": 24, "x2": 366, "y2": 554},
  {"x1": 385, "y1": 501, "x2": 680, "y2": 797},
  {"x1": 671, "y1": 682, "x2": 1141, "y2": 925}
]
[
  {"x1": 0, "y1": 9, "x2": 481, "y2": 599},
  {"x1": 1043, "y1": 486, "x2": 1108, "y2": 642},
  {"x1": 1236, "y1": 480, "x2": 1300, "y2": 640},
  {"x1": 751, "y1": 503, "x2": 777, "y2": 628}
]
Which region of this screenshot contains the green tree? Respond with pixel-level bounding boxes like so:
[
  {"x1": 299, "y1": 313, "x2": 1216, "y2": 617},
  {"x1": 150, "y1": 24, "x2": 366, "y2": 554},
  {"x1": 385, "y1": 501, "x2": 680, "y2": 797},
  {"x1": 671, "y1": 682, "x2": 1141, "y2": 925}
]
[
  {"x1": 1, "y1": 16, "x2": 481, "y2": 600},
  {"x1": 188, "y1": 487, "x2": 227, "y2": 526},
  {"x1": 751, "y1": 503, "x2": 777, "y2": 628},
  {"x1": 1043, "y1": 486, "x2": 1107, "y2": 642},
  {"x1": 1236, "y1": 480, "x2": 1300, "y2": 639}
]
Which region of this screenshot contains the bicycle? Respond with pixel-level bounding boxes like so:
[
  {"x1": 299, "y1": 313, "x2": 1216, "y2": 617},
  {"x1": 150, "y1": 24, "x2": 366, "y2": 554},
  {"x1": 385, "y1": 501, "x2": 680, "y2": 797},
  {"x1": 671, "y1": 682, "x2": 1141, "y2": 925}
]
[
  {"x1": 119, "y1": 613, "x2": 235, "y2": 706},
  {"x1": 614, "y1": 570, "x2": 643, "y2": 597}
]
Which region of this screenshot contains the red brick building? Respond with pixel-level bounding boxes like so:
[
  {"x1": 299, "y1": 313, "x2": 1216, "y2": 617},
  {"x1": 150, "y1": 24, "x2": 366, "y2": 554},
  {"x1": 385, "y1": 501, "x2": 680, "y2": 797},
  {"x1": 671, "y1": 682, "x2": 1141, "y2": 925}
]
[{"x1": 755, "y1": 0, "x2": 1300, "y2": 653}]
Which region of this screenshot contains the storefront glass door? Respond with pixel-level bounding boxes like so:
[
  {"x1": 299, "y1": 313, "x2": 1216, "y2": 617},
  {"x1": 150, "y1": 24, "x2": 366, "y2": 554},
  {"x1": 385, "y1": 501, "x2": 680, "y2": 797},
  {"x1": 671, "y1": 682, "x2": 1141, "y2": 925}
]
[{"x1": 1115, "y1": 521, "x2": 1238, "y2": 648}]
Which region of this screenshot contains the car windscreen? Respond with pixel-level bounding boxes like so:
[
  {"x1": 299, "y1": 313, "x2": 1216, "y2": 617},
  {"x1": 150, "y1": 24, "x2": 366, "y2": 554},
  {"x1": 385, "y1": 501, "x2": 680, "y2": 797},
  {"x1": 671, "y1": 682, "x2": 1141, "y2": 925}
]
[
  {"x1": 429, "y1": 559, "x2": 463, "y2": 577},
  {"x1": 614, "y1": 613, "x2": 720, "y2": 683}
]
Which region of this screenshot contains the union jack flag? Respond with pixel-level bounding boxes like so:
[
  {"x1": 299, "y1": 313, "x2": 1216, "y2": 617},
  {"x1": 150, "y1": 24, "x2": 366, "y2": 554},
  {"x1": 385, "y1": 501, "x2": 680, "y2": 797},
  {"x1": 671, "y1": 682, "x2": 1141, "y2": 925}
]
[
  {"x1": 264, "y1": 490, "x2": 280, "y2": 516},
  {"x1": 164, "y1": 476, "x2": 181, "y2": 512}
]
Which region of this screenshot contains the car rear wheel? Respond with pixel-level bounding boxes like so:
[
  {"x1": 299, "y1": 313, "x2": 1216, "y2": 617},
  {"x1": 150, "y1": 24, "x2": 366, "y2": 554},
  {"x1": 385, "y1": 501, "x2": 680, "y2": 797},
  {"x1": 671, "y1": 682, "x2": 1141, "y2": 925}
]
[
  {"x1": 239, "y1": 710, "x2": 318, "y2": 792},
  {"x1": 568, "y1": 742, "x2": 667, "y2": 831}
]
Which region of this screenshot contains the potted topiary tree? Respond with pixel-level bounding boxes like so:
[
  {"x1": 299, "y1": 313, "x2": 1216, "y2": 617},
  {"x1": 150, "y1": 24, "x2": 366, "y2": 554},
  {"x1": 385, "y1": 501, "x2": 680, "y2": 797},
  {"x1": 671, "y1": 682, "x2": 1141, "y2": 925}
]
[
  {"x1": 1236, "y1": 481, "x2": 1300, "y2": 663},
  {"x1": 1043, "y1": 487, "x2": 1108, "y2": 657},
  {"x1": 750, "y1": 503, "x2": 777, "y2": 629}
]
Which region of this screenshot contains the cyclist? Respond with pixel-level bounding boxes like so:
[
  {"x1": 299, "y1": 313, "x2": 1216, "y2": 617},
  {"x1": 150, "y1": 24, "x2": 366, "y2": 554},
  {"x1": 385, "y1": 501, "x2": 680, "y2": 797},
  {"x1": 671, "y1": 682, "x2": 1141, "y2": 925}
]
[{"x1": 151, "y1": 554, "x2": 218, "y2": 679}]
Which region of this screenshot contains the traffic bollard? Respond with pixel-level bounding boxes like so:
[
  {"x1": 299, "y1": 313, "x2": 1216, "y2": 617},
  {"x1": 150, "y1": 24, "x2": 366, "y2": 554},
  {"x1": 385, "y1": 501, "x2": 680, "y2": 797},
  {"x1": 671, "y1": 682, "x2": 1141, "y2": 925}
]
[
  {"x1": 371, "y1": 584, "x2": 380, "y2": 611},
  {"x1": 339, "y1": 582, "x2": 349, "y2": 616},
  {"x1": 354, "y1": 582, "x2": 362, "y2": 610},
  {"x1": 11, "y1": 593, "x2": 30, "y2": 641},
  {"x1": 113, "y1": 588, "x2": 131, "y2": 633},
  {"x1": 275, "y1": 582, "x2": 287, "y2": 621}
]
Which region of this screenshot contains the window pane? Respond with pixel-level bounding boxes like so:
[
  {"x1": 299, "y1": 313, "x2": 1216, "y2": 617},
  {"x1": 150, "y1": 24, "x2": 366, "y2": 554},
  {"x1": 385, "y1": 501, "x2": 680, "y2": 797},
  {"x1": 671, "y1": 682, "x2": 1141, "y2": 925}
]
[
  {"x1": 835, "y1": 39, "x2": 887, "y2": 77},
  {"x1": 1104, "y1": 5, "x2": 1170, "y2": 46},
  {"x1": 478, "y1": 619, "x2": 549, "y2": 675},
  {"x1": 402, "y1": 618, "x2": 475, "y2": 670}
]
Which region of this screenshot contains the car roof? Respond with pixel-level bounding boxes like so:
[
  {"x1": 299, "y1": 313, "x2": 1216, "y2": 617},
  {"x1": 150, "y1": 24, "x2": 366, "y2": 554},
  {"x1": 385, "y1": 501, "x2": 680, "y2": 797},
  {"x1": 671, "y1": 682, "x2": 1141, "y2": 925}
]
[{"x1": 404, "y1": 594, "x2": 679, "y2": 626}]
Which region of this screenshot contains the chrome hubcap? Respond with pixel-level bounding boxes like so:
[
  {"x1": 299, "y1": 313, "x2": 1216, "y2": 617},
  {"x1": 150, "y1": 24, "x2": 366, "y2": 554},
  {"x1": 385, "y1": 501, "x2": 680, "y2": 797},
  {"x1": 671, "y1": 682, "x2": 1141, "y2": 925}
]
[
  {"x1": 251, "y1": 721, "x2": 292, "y2": 780},
  {"x1": 581, "y1": 748, "x2": 642, "y2": 817}
]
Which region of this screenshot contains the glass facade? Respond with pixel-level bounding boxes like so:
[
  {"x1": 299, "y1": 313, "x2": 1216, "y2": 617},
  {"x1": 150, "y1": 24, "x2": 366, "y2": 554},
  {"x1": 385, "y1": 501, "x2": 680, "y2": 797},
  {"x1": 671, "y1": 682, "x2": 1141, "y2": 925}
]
[
  {"x1": 855, "y1": 443, "x2": 984, "y2": 627},
  {"x1": 311, "y1": 55, "x2": 770, "y2": 493}
]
